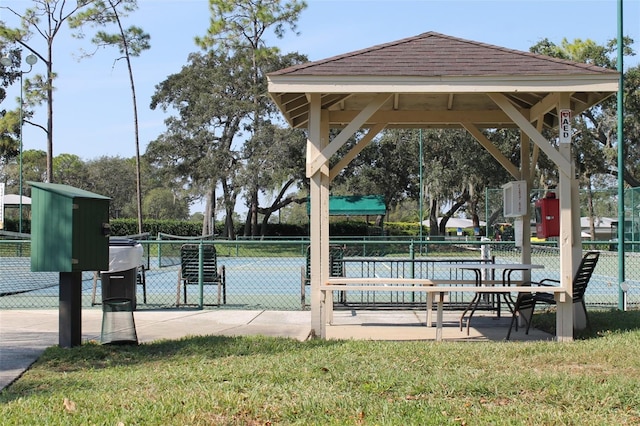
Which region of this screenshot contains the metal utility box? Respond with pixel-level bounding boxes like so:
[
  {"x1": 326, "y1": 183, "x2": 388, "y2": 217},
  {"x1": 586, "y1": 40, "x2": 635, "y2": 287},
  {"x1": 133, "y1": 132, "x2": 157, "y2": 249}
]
[
  {"x1": 502, "y1": 180, "x2": 528, "y2": 217},
  {"x1": 29, "y1": 182, "x2": 111, "y2": 272}
]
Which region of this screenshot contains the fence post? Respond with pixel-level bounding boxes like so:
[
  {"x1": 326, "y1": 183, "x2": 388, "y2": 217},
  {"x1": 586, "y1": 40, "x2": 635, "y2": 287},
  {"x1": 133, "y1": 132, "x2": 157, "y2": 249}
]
[
  {"x1": 198, "y1": 240, "x2": 204, "y2": 309},
  {"x1": 480, "y1": 237, "x2": 491, "y2": 282},
  {"x1": 409, "y1": 241, "x2": 415, "y2": 278},
  {"x1": 156, "y1": 234, "x2": 162, "y2": 269}
]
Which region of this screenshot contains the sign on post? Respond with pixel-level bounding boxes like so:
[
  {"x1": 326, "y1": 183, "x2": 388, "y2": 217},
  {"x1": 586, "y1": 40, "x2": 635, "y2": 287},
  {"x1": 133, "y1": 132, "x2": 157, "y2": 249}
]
[{"x1": 559, "y1": 109, "x2": 572, "y2": 144}]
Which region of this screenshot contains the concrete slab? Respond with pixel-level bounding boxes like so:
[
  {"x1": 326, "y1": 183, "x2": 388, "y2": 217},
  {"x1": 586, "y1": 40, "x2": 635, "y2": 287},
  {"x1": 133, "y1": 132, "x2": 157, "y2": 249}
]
[{"x1": 324, "y1": 309, "x2": 554, "y2": 342}]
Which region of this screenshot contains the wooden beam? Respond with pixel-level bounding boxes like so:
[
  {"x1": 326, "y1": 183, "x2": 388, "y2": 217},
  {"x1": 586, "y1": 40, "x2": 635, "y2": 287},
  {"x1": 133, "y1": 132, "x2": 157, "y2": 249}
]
[
  {"x1": 328, "y1": 109, "x2": 512, "y2": 125},
  {"x1": 529, "y1": 119, "x2": 543, "y2": 182},
  {"x1": 307, "y1": 94, "x2": 322, "y2": 335},
  {"x1": 529, "y1": 93, "x2": 561, "y2": 123},
  {"x1": 556, "y1": 93, "x2": 577, "y2": 342},
  {"x1": 307, "y1": 93, "x2": 392, "y2": 177},
  {"x1": 329, "y1": 123, "x2": 387, "y2": 181},
  {"x1": 488, "y1": 93, "x2": 572, "y2": 173}
]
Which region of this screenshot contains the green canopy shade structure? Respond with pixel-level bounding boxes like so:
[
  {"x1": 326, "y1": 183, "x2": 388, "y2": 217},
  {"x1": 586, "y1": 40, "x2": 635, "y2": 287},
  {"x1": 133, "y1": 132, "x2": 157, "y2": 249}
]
[{"x1": 307, "y1": 195, "x2": 386, "y2": 216}]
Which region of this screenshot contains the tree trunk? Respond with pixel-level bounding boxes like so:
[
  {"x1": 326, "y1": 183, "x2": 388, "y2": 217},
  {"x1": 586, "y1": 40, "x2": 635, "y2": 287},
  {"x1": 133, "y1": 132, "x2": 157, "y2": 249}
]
[
  {"x1": 429, "y1": 199, "x2": 439, "y2": 236},
  {"x1": 221, "y1": 179, "x2": 235, "y2": 239},
  {"x1": 586, "y1": 175, "x2": 596, "y2": 241},
  {"x1": 260, "y1": 210, "x2": 271, "y2": 238},
  {"x1": 439, "y1": 189, "x2": 470, "y2": 235},
  {"x1": 46, "y1": 42, "x2": 54, "y2": 183},
  {"x1": 202, "y1": 185, "x2": 215, "y2": 236},
  {"x1": 251, "y1": 189, "x2": 259, "y2": 236},
  {"x1": 243, "y1": 189, "x2": 259, "y2": 237},
  {"x1": 203, "y1": 196, "x2": 211, "y2": 236},
  {"x1": 109, "y1": 3, "x2": 144, "y2": 235}
]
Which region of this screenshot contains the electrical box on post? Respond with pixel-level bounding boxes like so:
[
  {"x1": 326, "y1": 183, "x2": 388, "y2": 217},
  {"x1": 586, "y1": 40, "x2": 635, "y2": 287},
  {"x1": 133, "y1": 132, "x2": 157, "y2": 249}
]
[
  {"x1": 30, "y1": 182, "x2": 111, "y2": 272},
  {"x1": 502, "y1": 180, "x2": 527, "y2": 217},
  {"x1": 535, "y1": 192, "x2": 560, "y2": 238}
]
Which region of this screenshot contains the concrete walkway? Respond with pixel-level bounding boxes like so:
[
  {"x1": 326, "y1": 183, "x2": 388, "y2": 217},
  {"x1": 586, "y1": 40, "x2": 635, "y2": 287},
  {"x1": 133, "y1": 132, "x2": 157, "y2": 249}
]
[
  {"x1": 0, "y1": 309, "x2": 312, "y2": 391},
  {"x1": 0, "y1": 308, "x2": 551, "y2": 391}
]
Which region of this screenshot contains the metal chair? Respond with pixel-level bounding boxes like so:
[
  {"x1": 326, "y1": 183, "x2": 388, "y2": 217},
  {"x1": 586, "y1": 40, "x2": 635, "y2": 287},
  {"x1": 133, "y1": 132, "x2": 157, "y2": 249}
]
[
  {"x1": 507, "y1": 251, "x2": 600, "y2": 340},
  {"x1": 137, "y1": 265, "x2": 147, "y2": 304},
  {"x1": 177, "y1": 244, "x2": 226, "y2": 306}
]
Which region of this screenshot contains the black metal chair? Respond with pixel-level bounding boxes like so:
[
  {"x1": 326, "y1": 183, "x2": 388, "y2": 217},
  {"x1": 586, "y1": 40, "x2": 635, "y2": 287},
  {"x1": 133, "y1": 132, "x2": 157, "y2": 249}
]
[
  {"x1": 507, "y1": 251, "x2": 600, "y2": 340},
  {"x1": 137, "y1": 265, "x2": 147, "y2": 304},
  {"x1": 177, "y1": 244, "x2": 226, "y2": 306}
]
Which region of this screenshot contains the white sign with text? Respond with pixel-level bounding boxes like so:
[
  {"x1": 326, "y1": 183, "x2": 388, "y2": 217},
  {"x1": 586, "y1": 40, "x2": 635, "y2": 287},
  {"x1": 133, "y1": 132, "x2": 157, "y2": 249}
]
[{"x1": 559, "y1": 109, "x2": 572, "y2": 144}]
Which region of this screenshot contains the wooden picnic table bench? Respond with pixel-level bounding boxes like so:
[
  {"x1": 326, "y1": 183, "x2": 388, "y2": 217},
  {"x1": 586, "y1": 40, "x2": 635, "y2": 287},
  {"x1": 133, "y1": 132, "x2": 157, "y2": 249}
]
[{"x1": 320, "y1": 278, "x2": 569, "y2": 341}]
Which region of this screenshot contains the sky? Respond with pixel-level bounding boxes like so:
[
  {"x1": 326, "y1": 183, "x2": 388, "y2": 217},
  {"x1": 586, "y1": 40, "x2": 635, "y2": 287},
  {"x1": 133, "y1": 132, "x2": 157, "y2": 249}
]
[{"x1": 1, "y1": 0, "x2": 639, "y2": 213}]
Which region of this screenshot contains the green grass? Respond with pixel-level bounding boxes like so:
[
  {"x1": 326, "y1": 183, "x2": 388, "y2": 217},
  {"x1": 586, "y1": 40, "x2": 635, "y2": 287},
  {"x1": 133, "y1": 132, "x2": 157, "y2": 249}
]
[{"x1": 2, "y1": 310, "x2": 640, "y2": 425}]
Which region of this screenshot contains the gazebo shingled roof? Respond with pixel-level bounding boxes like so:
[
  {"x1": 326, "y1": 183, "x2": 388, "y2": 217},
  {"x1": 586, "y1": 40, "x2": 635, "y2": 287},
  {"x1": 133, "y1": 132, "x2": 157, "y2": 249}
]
[
  {"x1": 271, "y1": 32, "x2": 614, "y2": 77},
  {"x1": 269, "y1": 32, "x2": 618, "y2": 130}
]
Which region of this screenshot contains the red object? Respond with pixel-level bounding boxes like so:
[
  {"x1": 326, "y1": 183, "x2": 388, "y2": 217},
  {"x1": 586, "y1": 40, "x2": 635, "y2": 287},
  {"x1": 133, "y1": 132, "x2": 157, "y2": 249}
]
[{"x1": 535, "y1": 192, "x2": 559, "y2": 238}]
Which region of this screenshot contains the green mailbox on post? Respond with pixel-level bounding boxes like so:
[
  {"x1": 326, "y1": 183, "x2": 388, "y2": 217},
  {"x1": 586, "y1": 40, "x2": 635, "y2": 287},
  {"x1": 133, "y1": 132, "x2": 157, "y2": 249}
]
[
  {"x1": 29, "y1": 182, "x2": 110, "y2": 348},
  {"x1": 30, "y1": 182, "x2": 111, "y2": 272}
]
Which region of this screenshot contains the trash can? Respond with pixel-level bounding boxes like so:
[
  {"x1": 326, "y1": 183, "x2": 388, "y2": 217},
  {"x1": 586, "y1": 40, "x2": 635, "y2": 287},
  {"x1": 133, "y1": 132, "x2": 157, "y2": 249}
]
[
  {"x1": 101, "y1": 238, "x2": 143, "y2": 309},
  {"x1": 101, "y1": 297, "x2": 138, "y2": 345}
]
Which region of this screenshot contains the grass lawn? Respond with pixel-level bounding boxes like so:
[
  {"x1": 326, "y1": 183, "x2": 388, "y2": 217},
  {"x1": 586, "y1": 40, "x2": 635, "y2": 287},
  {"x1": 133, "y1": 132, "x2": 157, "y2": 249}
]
[{"x1": 1, "y1": 310, "x2": 640, "y2": 425}]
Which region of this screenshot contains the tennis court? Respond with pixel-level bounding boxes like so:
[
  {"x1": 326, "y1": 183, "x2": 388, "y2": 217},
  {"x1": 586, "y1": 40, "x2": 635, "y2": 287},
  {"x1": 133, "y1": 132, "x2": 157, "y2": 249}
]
[{"x1": 1, "y1": 239, "x2": 638, "y2": 311}]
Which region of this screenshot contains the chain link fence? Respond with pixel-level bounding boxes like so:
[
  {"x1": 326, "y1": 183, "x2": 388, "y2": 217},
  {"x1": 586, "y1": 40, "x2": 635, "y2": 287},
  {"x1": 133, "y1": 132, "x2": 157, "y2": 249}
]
[
  {"x1": 484, "y1": 186, "x2": 640, "y2": 243},
  {"x1": 1, "y1": 237, "x2": 638, "y2": 312}
]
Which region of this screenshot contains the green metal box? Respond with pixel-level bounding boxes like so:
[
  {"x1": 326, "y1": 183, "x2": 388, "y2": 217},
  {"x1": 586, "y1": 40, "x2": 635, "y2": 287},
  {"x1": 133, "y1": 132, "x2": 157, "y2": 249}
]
[{"x1": 30, "y1": 182, "x2": 110, "y2": 272}]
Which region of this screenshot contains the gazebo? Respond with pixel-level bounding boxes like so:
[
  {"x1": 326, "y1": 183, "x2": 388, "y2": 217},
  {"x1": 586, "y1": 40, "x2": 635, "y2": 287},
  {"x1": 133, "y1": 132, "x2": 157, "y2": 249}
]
[{"x1": 268, "y1": 32, "x2": 619, "y2": 341}]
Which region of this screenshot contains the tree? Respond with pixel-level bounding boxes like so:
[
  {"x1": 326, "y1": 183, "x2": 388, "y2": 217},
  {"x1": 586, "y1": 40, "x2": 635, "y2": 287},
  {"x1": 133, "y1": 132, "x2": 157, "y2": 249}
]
[
  {"x1": 69, "y1": 0, "x2": 149, "y2": 234},
  {"x1": 0, "y1": 108, "x2": 20, "y2": 168},
  {"x1": 241, "y1": 122, "x2": 308, "y2": 236},
  {"x1": 413, "y1": 128, "x2": 516, "y2": 235},
  {"x1": 530, "y1": 37, "x2": 637, "y2": 187},
  {"x1": 0, "y1": 0, "x2": 94, "y2": 183},
  {"x1": 149, "y1": 51, "x2": 254, "y2": 238},
  {"x1": 196, "y1": 0, "x2": 307, "y2": 237},
  {"x1": 85, "y1": 155, "x2": 137, "y2": 218},
  {"x1": 53, "y1": 153, "x2": 88, "y2": 188},
  {"x1": 0, "y1": 45, "x2": 22, "y2": 166},
  {"x1": 142, "y1": 187, "x2": 189, "y2": 220},
  {"x1": 20, "y1": 148, "x2": 47, "y2": 195}
]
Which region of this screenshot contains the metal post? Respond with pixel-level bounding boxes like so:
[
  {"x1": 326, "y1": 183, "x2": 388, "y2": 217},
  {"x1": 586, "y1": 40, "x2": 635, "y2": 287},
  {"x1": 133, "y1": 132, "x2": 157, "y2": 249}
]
[
  {"x1": 419, "y1": 129, "x2": 423, "y2": 253},
  {"x1": 409, "y1": 241, "x2": 415, "y2": 278},
  {"x1": 485, "y1": 187, "x2": 490, "y2": 238},
  {"x1": 617, "y1": 0, "x2": 625, "y2": 310},
  {"x1": 59, "y1": 271, "x2": 82, "y2": 348},
  {"x1": 198, "y1": 240, "x2": 204, "y2": 309},
  {"x1": 0, "y1": 51, "x2": 36, "y2": 234},
  {"x1": 18, "y1": 71, "x2": 23, "y2": 233}
]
